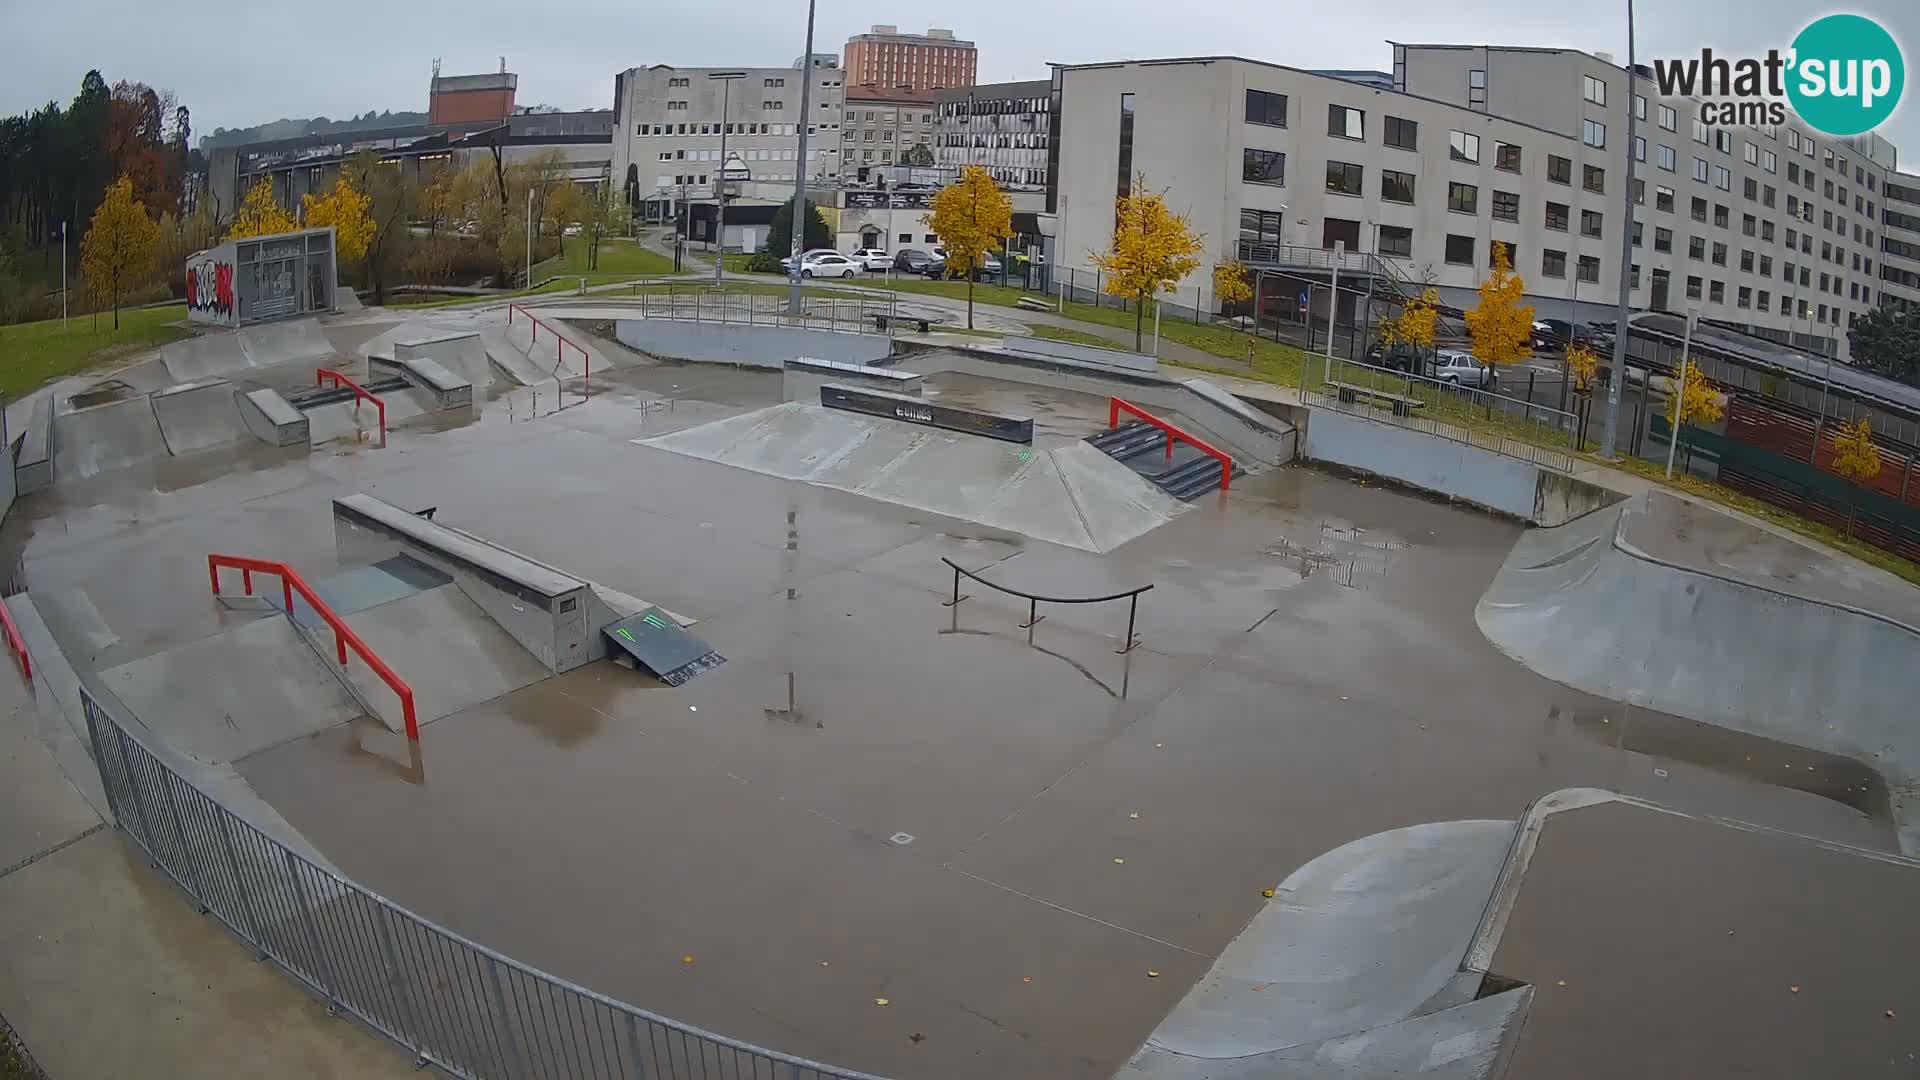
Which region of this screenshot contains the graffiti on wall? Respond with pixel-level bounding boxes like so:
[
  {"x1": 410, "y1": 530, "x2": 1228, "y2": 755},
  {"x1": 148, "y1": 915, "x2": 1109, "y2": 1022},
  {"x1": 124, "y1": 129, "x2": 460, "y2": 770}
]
[{"x1": 185, "y1": 257, "x2": 235, "y2": 321}]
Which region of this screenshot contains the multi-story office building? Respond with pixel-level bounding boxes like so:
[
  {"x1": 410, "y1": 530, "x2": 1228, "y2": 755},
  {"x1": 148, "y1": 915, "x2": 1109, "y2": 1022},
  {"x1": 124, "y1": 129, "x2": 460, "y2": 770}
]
[
  {"x1": 934, "y1": 80, "x2": 1052, "y2": 191},
  {"x1": 842, "y1": 26, "x2": 976, "y2": 93},
  {"x1": 1882, "y1": 173, "x2": 1920, "y2": 311},
  {"x1": 840, "y1": 86, "x2": 938, "y2": 182},
  {"x1": 610, "y1": 61, "x2": 845, "y2": 227},
  {"x1": 1048, "y1": 44, "x2": 1917, "y2": 362}
]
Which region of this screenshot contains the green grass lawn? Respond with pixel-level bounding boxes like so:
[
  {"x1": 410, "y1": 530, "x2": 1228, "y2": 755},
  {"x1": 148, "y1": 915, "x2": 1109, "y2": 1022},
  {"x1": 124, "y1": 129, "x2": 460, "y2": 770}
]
[
  {"x1": 384, "y1": 278, "x2": 580, "y2": 310},
  {"x1": 533, "y1": 236, "x2": 677, "y2": 281},
  {"x1": 1027, "y1": 324, "x2": 1132, "y2": 350},
  {"x1": 0, "y1": 305, "x2": 190, "y2": 397}
]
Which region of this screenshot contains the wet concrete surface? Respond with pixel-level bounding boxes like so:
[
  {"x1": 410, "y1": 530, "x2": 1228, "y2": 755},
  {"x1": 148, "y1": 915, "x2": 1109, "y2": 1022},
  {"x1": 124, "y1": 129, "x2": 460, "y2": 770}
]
[
  {"x1": 1490, "y1": 799, "x2": 1920, "y2": 1078},
  {"x1": 917, "y1": 371, "x2": 1112, "y2": 447},
  {"x1": 8, "y1": 344, "x2": 1901, "y2": 1079}
]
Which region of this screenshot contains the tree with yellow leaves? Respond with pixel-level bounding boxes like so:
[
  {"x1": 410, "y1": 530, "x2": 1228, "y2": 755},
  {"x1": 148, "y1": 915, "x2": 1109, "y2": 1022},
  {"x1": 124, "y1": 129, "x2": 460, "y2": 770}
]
[
  {"x1": 1213, "y1": 260, "x2": 1253, "y2": 311},
  {"x1": 1565, "y1": 342, "x2": 1600, "y2": 395},
  {"x1": 302, "y1": 172, "x2": 374, "y2": 262},
  {"x1": 1463, "y1": 242, "x2": 1534, "y2": 368},
  {"x1": 1381, "y1": 287, "x2": 1441, "y2": 373},
  {"x1": 1828, "y1": 416, "x2": 1883, "y2": 537},
  {"x1": 923, "y1": 165, "x2": 1014, "y2": 329},
  {"x1": 1664, "y1": 357, "x2": 1725, "y2": 474},
  {"x1": 80, "y1": 176, "x2": 159, "y2": 330},
  {"x1": 1094, "y1": 176, "x2": 1206, "y2": 350},
  {"x1": 229, "y1": 178, "x2": 297, "y2": 239}
]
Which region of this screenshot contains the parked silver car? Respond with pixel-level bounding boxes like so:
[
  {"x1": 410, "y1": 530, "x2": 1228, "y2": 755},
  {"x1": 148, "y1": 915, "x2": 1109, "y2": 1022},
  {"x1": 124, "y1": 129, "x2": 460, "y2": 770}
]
[{"x1": 1431, "y1": 350, "x2": 1499, "y2": 389}]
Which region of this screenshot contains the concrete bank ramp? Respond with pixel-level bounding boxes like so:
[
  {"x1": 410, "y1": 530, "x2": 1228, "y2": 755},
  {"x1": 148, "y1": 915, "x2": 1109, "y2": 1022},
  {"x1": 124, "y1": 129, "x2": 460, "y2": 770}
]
[
  {"x1": 52, "y1": 394, "x2": 170, "y2": 481},
  {"x1": 1477, "y1": 492, "x2": 1920, "y2": 853},
  {"x1": 1122, "y1": 820, "x2": 1524, "y2": 1078},
  {"x1": 100, "y1": 616, "x2": 366, "y2": 765},
  {"x1": 148, "y1": 378, "x2": 251, "y2": 455},
  {"x1": 479, "y1": 327, "x2": 563, "y2": 389},
  {"x1": 160, "y1": 316, "x2": 334, "y2": 383},
  {"x1": 332, "y1": 585, "x2": 550, "y2": 731},
  {"x1": 642, "y1": 401, "x2": 1191, "y2": 552}
]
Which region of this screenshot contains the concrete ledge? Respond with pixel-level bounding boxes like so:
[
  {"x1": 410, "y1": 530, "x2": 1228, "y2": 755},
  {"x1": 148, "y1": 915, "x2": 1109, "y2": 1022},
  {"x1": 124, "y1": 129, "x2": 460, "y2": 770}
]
[
  {"x1": 237, "y1": 388, "x2": 309, "y2": 447},
  {"x1": 373, "y1": 350, "x2": 473, "y2": 410},
  {"x1": 819, "y1": 383, "x2": 1033, "y2": 443},
  {"x1": 783, "y1": 356, "x2": 922, "y2": 402},
  {"x1": 15, "y1": 393, "x2": 53, "y2": 495},
  {"x1": 1002, "y1": 333, "x2": 1158, "y2": 373}
]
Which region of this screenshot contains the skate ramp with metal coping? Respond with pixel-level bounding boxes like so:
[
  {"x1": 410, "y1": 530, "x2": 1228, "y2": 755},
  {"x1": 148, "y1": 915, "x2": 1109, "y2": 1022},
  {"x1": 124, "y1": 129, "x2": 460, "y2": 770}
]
[
  {"x1": 1477, "y1": 492, "x2": 1920, "y2": 853},
  {"x1": 641, "y1": 401, "x2": 1192, "y2": 553},
  {"x1": 1122, "y1": 819, "x2": 1525, "y2": 1079}
]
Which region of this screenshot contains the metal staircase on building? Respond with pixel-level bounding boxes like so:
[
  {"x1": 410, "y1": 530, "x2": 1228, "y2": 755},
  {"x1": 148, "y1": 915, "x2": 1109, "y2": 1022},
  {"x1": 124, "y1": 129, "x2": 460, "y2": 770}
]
[{"x1": 1237, "y1": 241, "x2": 1467, "y2": 335}]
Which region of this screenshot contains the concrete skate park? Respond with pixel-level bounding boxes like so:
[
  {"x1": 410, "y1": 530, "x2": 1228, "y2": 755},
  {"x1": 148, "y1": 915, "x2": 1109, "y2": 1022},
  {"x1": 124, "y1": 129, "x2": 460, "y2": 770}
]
[{"x1": 3, "y1": 294, "x2": 1917, "y2": 1080}]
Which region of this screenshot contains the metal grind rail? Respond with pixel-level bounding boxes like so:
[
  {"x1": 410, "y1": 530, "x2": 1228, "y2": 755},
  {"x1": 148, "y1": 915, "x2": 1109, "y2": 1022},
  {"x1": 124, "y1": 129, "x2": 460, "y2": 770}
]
[
  {"x1": 940, "y1": 557, "x2": 1154, "y2": 653},
  {"x1": 315, "y1": 368, "x2": 388, "y2": 440},
  {"x1": 1109, "y1": 397, "x2": 1234, "y2": 492},
  {"x1": 507, "y1": 302, "x2": 592, "y2": 382},
  {"x1": 206, "y1": 554, "x2": 419, "y2": 741},
  {"x1": 78, "y1": 683, "x2": 885, "y2": 1080},
  {"x1": 0, "y1": 597, "x2": 29, "y2": 680}
]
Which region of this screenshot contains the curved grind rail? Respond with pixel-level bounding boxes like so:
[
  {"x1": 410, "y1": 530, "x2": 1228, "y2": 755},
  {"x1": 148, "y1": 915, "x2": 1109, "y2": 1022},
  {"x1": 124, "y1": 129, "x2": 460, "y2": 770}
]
[
  {"x1": 316, "y1": 367, "x2": 387, "y2": 439},
  {"x1": 1109, "y1": 396, "x2": 1234, "y2": 492},
  {"x1": 507, "y1": 302, "x2": 591, "y2": 381},
  {"x1": 941, "y1": 557, "x2": 1153, "y2": 653},
  {"x1": 207, "y1": 554, "x2": 418, "y2": 740}
]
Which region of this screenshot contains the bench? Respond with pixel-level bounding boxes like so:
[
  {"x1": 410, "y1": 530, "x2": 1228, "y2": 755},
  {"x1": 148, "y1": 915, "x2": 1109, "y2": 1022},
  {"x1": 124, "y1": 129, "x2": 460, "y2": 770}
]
[
  {"x1": 868, "y1": 312, "x2": 933, "y2": 333},
  {"x1": 1015, "y1": 296, "x2": 1054, "y2": 312},
  {"x1": 1325, "y1": 380, "x2": 1426, "y2": 417}
]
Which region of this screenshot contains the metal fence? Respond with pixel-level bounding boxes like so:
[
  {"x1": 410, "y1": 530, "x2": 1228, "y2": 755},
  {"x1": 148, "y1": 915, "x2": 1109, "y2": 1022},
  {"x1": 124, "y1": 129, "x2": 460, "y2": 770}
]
[
  {"x1": 79, "y1": 685, "x2": 884, "y2": 1080},
  {"x1": 616, "y1": 287, "x2": 901, "y2": 336},
  {"x1": 1302, "y1": 355, "x2": 1581, "y2": 473}
]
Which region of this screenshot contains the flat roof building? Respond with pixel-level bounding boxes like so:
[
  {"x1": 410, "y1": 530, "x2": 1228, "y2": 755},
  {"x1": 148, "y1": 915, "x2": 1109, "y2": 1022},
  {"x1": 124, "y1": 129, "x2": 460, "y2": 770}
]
[{"x1": 842, "y1": 26, "x2": 976, "y2": 93}]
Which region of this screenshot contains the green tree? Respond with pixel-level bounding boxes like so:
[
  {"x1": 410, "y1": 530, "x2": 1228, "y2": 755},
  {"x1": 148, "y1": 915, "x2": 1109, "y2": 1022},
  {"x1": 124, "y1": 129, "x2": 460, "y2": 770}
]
[
  {"x1": 766, "y1": 196, "x2": 829, "y2": 259},
  {"x1": 337, "y1": 151, "x2": 414, "y2": 304},
  {"x1": 1846, "y1": 304, "x2": 1920, "y2": 386},
  {"x1": 79, "y1": 175, "x2": 159, "y2": 328}
]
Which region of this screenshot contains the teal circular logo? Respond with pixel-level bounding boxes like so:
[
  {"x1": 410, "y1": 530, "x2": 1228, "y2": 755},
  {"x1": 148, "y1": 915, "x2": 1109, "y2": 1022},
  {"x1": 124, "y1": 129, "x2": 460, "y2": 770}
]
[{"x1": 1786, "y1": 14, "x2": 1905, "y2": 136}]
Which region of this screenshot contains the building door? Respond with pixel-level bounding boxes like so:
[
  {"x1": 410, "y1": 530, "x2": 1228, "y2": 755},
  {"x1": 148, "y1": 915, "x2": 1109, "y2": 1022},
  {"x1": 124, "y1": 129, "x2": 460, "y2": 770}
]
[
  {"x1": 1322, "y1": 217, "x2": 1361, "y2": 252},
  {"x1": 1650, "y1": 269, "x2": 1670, "y2": 312},
  {"x1": 861, "y1": 227, "x2": 882, "y2": 249}
]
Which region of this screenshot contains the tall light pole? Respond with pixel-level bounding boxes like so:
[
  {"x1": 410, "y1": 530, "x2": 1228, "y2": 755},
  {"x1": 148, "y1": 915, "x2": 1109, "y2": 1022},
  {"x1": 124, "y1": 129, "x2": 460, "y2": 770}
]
[
  {"x1": 526, "y1": 187, "x2": 534, "y2": 290},
  {"x1": 1601, "y1": 0, "x2": 1639, "y2": 458},
  {"x1": 60, "y1": 220, "x2": 68, "y2": 326},
  {"x1": 711, "y1": 72, "x2": 746, "y2": 285},
  {"x1": 1666, "y1": 306, "x2": 1696, "y2": 478},
  {"x1": 786, "y1": 0, "x2": 819, "y2": 315}
]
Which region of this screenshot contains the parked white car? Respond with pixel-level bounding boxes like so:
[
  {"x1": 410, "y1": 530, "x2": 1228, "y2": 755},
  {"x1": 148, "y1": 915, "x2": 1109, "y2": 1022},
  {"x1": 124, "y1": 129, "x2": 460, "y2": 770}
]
[
  {"x1": 849, "y1": 248, "x2": 893, "y2": 271},
  {"x1": 778, "y1": 248, "x2": 842, "y2": 272},
  {"x1": 799, "y1": 253, "x2": 860, "y2": 279},
  {"x1": 1431, "y1": 350, "x2": 1499, "y2": 389}
]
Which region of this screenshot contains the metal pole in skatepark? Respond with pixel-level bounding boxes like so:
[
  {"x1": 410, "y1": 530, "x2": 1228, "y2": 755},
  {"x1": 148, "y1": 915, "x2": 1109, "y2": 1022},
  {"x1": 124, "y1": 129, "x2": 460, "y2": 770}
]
[
  {"x1": 711, "y1": 72, "x2": 744, "y2": 286},
  {"x1": 786, "y1": 0, "x2": 819, "y2": 317},
  {"x1": 1326, "y1": 241, "x2": 1343, "y2": 383},
  {"x1": 1666, "y1": 307, "x2": 1695, "y2": 479},
  {"x1": 1601, "y1": 0, "x2": 1639, "y2": 459}
]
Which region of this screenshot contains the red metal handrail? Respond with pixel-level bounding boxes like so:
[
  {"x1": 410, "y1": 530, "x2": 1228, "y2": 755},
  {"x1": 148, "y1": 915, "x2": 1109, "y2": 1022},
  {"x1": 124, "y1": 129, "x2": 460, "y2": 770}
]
[
  {"x1": 0, "y1": 599, "x2": 30, "y2": 681},
  {"x1": 208, "y1": 554, "x2": 418, "y2": 741},
  {"x1": 316, "y1": 368, "x2": 387, "y2": 439},
  {"x1": 507, "y1": 302, "x2": 591, "y2": 383},
  {"x1": 1108, "y1": 397, "x2": 1234, "y2": 492}
]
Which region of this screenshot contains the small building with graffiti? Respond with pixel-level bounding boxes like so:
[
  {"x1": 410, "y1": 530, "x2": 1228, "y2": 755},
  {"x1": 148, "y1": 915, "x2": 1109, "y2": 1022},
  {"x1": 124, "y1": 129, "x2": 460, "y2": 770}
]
[{"x1": 185, "y1": 227, "x2": 339, "y2": 328}]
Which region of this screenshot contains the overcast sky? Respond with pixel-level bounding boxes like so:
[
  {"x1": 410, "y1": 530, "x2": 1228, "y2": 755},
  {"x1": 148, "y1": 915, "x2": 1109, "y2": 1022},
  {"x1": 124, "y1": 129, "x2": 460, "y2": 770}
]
[{"x1": 4, "y1": 0, "x2": 1915, "y2": 158}]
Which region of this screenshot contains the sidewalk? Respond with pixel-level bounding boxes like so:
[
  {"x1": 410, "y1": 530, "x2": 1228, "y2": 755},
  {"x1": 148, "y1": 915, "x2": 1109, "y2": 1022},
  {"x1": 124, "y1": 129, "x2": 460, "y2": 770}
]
[{"x1": 0, "y1": 667, "x2": 418, "y2": 1079}]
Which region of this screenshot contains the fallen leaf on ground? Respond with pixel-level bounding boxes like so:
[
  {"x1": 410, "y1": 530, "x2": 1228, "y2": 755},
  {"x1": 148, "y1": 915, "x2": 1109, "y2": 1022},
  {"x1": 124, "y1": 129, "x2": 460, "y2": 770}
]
[
  {"x1": 1146, "y1": 970, "x2": 1161, "y2": 978},
  {"x1": 875, "y1": 998, "x2": 890, "y2": 1007}
]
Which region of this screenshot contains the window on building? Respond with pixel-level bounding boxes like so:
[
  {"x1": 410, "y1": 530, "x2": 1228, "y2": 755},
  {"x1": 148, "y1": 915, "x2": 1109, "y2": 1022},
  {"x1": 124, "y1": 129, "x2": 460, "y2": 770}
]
[
  {"x1": 1581, "y1": 209, "x2": 1603, "y2": 238},
  {"x1": 1492, "y1": 190, "x2": 1520, "y2": 221},
  {"x1": 1584, "y1": 164, "x2": 1605, "y2": 194},
  {"x1": 1547, "y1": 155, "x2": 1571, "y2": 184},
  {"x1": 1693, "y1": 115, "x2": 1710, "y2": 144},
  {"x1": 1447, "y1": 181, "x2": 1478, "y2": 214},
  {"x1": 1545, "y1": 201, "x2": 1569, "y2": 231},
  {"x1": 1656, "y1": 186, "x2": 1675, "y2": 212},
  {"x1": 1325, "y1": 160, "x2": 1363, "y2": 196},
  {"x1": 1689, "y1": 236, "x2": 1706, "y2": 260},
  {"x1": 1490, "y1": 242, "x2": 1516, "y2": 269},
  {"x1": 1758, "y1": 289, "x2": 1770, "y2": 308},
  {"x1": 1635, "y1": 94, "x2": 1647, "y2": 121},
  {"x1": 1633, "y1": 178, "x2": 1646, "y2": 205},
  {"x1": 1710, "y1": 280, "x2": 1725, "y2": 302},
  {"x1": 1763, "y1": 185, "x2": 1776, "y2": 208},
  {"x1": 1380, "y1": 168, "x2": 1416, "y2": 203},
  {"x1": 1238, "y1": 208, "x2": 1286, "y2": 246},
  {"x1": 1657, "y1": 145, "x2": 1676, "y2": 171},
  {"x1": 1738, "y1": 285, "x2": 1752, "y2": 308},
  {"x1": 1384, "y1": 116, "x2": 1418, "y2": 150},
  {"x1": 1116, "y1": 93, "x2": 1135, "y2": 200},
  {"x1": 1712, "y1": 241, "x2": 1727, "y2": 266},
  {"x1": 1445, "y1": 234, "x2": 1475, "y2": 265},
  {"x1": 1583, "y1": 119, "x2": 1606, "y2": 149},
  {"x1": 1742, "y1": 213, "x2": 1756, "y2": 236},
  {"x1": 1632, "y1": 221, "x2": 1644, "y2": 246},
  {"x1": 1741, "y1": 249, "x2": 1755, "y2": 272},
  {"x1": 1743, "y1": 142, "x2": 1759, "y2": 165},
  {"x1": 1542, "y1": 249, "x2": 1567, "y2": 278},
  {"x1": 1241, "y1": 148, "x2": 1286, "y2": 186},
  {"x1": 1714, "y1": 129, "x2": 1732, "y2": 153},
  {"x1": 1692, "y1": 157, "x2": 1710, "y2": 183},
  {"x1": 1328, "y1": 104, "x2": 1365, "y2": 140},
  {"x1": 1495, "y1": 142, "x2": 1521, "y2": 172},
  {"x1": 1763, "y1": 149, "x2": 1777, "y2": 173},
  {"x1": 1578, "y1": 255, "x2": 1601, "y2": 283},
  {"x1": 1690, "y1": 196, "x2": 1708, "y2": 222},
  {"x1": 1468, "y1": 69, "x2": 1487, "y2": 108},
  {"x1": 1634, "y1": 136, "x2": 1647, "y2": 163},
  {"x1": 1713, "y1": 203, "x2": 1729, "y2": 228},
  {"x1": 1655, "y1": 227, "x2": 1673, "y2": 252},
  {"x1": 1449, "y1": 130, "x2": 1480, "y2": 163},
  {"x1": 1583, "y1": 75, "x2": 1606, "y2": 105},
  {"x1": 1744, "y1": 177, "x2": 1759, "y2": 201},
  {"x1": 1378, "y1": 225, "x2": 1413, "y2": 257},
  {"x1": 1686, "y1": 275, "x2": 1703, "y2": 299},
  {"x1": 1658, "y1": 104, "x2": 1677, "y2": 131},
  {"x1": 1244, "y1": 89, "x2": 1288, "y2": 127}
]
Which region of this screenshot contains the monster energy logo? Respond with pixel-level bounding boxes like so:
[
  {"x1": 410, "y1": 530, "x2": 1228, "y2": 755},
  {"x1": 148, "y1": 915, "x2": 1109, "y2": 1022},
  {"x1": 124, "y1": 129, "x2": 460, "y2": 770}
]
[
  {"x1": 642, "y1": 612, "x2": 668, "y2": 628},
  {"x1": 614, "y1": 627, "x2": 637, "y2": 643}
]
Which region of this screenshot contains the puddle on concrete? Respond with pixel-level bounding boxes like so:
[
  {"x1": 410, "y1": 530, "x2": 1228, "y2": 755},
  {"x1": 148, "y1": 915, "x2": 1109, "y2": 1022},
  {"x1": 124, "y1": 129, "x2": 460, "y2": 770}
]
[{"x1": 68, "y1": 379, "x2": 138, "y2": 409}]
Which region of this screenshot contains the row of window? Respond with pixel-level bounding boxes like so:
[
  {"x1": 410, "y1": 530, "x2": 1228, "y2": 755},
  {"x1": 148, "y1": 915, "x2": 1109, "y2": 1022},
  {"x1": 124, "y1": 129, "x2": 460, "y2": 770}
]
[{"x1": 636, "y1": 122, "x2": 801, "y2": 136}]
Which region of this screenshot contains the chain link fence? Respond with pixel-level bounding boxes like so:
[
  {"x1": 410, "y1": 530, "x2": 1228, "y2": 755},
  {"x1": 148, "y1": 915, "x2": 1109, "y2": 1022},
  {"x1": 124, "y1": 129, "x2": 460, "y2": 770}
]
[{"x1": 79, "y1": 685, "x2": 884, "y2": 1080}]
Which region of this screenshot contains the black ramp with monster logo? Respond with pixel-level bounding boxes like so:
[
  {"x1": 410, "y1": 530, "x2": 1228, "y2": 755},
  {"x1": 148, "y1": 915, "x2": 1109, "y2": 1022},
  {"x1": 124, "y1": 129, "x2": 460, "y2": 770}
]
[{"x1": 602, "y1": 608, "x2": 727, "y2": 686}]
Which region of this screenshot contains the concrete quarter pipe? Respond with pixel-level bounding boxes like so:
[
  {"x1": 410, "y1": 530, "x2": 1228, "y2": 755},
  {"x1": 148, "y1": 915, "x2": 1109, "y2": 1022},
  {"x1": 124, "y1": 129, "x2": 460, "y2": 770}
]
[{"x1": 1476, "y1": 492, "x2": 1920, "y2": 853}]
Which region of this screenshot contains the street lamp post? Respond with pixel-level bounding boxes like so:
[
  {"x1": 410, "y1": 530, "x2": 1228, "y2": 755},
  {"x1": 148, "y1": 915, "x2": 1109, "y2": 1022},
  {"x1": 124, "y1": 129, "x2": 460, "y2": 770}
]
[
  {"x1": 711, "y1": 72, "x2": 746, "y2": 285},
  {"x1": 786, "y1": 0, "x2": 819, "y2": 316},
  {"x1": 1666, "y1": 306, "x2": 1696, "y2": 478},
  {"x1": 525, "y1": 187, "x2": 534, "y2": 290},
  {"x1": 1601, "y1": 0, "x2": 1640, "y2": 458}
]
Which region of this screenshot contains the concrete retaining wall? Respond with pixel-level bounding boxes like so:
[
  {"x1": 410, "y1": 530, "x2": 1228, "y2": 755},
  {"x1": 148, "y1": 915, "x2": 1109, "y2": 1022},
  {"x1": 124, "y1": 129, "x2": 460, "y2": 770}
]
[
  {"x1": 613, "y1": 319, "x2": 892, "y2": 369},
  {"x1": 13, "y1": 393, "x2": 53, "y2": 495},
  {"x1": 781, "y1": 357, "x2": 923, "y2": 402},
  {"x1": 1002, "y1": 334, "x2": 1158, "y2": 373},
  {"x1": 1301, "y1": 409, "x2": 1620, "y2": 525}
]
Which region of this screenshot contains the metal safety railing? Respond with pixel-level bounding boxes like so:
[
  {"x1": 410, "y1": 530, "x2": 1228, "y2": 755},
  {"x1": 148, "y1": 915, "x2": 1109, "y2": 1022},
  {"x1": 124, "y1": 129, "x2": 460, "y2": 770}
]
[
  {"x1": 940, "y1": 557, "x2": 1153, "y2": 654},
  {"x1": 316, "y1": 368, "x2": 388, "y2": 441},
  {"x1": 616, "y1": 288, "x2": 904, "y2": 336},
  {"x1": 208, "y1": 554, "x2": 419, "y2": 741},
  {"x1": 1302, "y1": 355, "x2": 1581, "y2": 474},
  {"x1": 0, "y1": 596, "x2": 29, "y2": 680},
  {"x1": 1108, "y1": 397, "x2": 1234, "y2": 492},
  {"x1": 78, "y1": 683, "x2": 886, "y2": 1080},
  {"x1": 507, "y1": 303, "x2": 592, "y2": 382}
]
